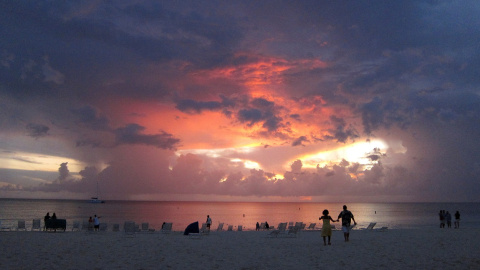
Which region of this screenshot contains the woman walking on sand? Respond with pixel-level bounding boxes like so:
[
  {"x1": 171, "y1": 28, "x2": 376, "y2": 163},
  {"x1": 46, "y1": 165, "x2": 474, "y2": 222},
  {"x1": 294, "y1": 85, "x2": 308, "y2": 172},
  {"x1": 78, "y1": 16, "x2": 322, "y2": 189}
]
[{"x1": 319, "y1": 209, "x2": 336, "y2": 246}]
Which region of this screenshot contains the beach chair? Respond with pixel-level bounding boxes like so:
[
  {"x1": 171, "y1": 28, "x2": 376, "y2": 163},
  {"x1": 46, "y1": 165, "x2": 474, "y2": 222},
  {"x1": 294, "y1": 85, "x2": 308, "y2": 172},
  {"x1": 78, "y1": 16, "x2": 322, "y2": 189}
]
[
  {"x1": 32, "y1": 219, "x2": 41, "y2": 231},
  {"x1": 124, "y1": 221, "x2": 136, "y2": 236},
  {"x1": 99, "y1": 223, "x2": 108, "y2": 232},
  {"x1": 376, "y1": 227, "x2": 388, "y2": 232},
  {"x1": 72, "y1": 221, "x2": 81, "y2": 231},
  {"x1": 0, "y1": 220, "x2": 11, "y2": 231},
  {"x1": 216, "y1": 223, "x2": 224, "y2": 231},
  {"x1": 238, "y1": 225, "x2": 242, "y2": 231},
  {"x1": 17, "y1": 220, "x2": 27, "y2": 231},
  {"x1": 267, "y1": 223, "x2": 287, "y2": 238},
  {"x1": 227, "y1": 225, "x2": 233, "y2": 231},
  {"x1": 288, "y1": 222, "x2": 294, "y2": 229},
  {"x1": 307, "y1": 223, "x2": 316, "y2": 230},
  {"x1": 82, "y1": 221, "x2": 93, "y2": 231},
  {"x1": 112, "y1": 224, "x2": 120, "y2": 232},
  {"x1": 200, "y1": 223, "x2": 210, "y2": 235},
  {"x1": 259, "y1": 222, "x2": 266, "y2": 230},
  {"x1": 363, "y1": 222, "x2": 376, "y2": 230},
  {"x1": 161, "y1": 222, "x2": 173, "y2": 234},
  {"x1": 140, "y1": 222, "x2": 155, "y2": 233}
]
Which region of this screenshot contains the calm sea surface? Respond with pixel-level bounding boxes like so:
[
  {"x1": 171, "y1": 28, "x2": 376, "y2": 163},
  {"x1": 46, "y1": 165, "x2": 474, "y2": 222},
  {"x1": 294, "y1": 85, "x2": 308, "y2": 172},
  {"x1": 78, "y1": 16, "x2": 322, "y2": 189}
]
[{"x1": 1, "y1": 199, "x2": 479, "y2": 231}]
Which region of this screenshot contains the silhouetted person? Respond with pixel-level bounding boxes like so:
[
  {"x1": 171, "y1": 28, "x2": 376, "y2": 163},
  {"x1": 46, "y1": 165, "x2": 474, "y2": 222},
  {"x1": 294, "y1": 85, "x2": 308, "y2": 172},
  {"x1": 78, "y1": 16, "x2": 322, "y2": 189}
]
[
  {"x1": 44, "y1": 212, "x2": 50, "y2": 231},
  {"x1": 319, "y1": 209, "x2": 336, "y2": 246},
  {"x1": 93, "y1": 214, "x2": 101, "y2": 231},
  {"x1": 256, "y1": 222, "x2": 260, "y2": 231},
  {"x1": 206, "y1": 215, "x2": 212, "y2": 231},
  {"x1": 51, "y1": 213, "x2": 57, "y2": 220},
  {"x1": 454, "y1": 211, "x2": 461, "y2": 229},
  {"x1": 265, "y1": 221, "x2": 269, "y2": 229},
  {"x1": 439, "y1": 210, "x2": 445, "y2": 228},
  {"x1": 337, "y1": 205, "x2": 356, "y2": 242},
  {"x1": 445, "y1": 211, "x2": 452, "y2": 228}
]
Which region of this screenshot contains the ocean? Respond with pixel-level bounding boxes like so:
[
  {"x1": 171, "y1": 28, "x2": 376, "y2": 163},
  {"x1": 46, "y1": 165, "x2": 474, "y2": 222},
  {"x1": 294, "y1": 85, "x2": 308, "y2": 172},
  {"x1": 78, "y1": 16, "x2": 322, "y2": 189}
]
[{"x1": 0, "y1": 199, "x2": 479, "y2": 231}]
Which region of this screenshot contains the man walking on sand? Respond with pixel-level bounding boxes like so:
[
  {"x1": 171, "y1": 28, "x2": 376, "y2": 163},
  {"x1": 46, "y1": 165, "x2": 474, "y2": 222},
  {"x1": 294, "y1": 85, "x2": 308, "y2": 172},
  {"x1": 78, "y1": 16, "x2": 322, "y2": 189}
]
[{"x1": 337, "y1": 205, "x2": 357, "y2": 242}]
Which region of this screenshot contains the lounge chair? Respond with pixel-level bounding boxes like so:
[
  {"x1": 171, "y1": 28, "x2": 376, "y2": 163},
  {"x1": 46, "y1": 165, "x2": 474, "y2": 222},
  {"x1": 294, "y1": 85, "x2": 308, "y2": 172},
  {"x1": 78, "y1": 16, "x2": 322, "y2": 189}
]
[
  {"x1": 267, "y1": 223, "x2": 288, "y2": 238},
  {"x1": 17, "y1": 220, "x2": 27, "y2": 231},
  {"x1": 307, "y1": 223, "x2": 316, "y2": 230},
  {"x1": 112, "y1": 224, "x2": 120, "y2": 232},
  {"x1": 216, "y1": 223, "x2": 224, "y2": 231},
  {"x1": 72, "y1": 221, "x2": 81, "y2": 231},
  {"x1": 32, "y1": 219, "x2": 41, "y2": 231},
  {"x1": 227, "y1": 225, "x2": 233, "y2": 231},
  {"x1": 0, "y1": 220, "x2": 11, "y2": 231},
  {"x1": 161, "y1": 222, "x2": 173, "y2": 234},
  {"x1": 124, "y1": 221, "x2": 136, "y2": 235},
  {"x1": 363, "y1": 222, "x2": 376, "y2": 230},
  {"x1": 140, "y1": 222, "x2": 155, "y2": 233},
  {"x1": 200, "y1": 223, "x2": 210, "y2": 235}
]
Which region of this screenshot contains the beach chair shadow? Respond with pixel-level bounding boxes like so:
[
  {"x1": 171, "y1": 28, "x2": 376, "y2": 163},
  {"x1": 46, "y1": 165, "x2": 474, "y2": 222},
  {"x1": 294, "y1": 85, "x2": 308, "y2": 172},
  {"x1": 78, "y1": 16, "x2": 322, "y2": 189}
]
[{"x1": 32, "y1": 219, "x2": 41, "y2": 231}]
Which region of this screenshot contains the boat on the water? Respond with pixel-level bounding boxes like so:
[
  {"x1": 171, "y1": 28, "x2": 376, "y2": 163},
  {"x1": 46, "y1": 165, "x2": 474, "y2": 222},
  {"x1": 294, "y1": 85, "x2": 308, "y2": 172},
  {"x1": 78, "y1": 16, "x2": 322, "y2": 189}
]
[
  {"x1": 89, "y1": 197, "x2": 105, "y2": 203},
  {"x1": 89, "y1": 181, "x2": 105, "y2": 203}
]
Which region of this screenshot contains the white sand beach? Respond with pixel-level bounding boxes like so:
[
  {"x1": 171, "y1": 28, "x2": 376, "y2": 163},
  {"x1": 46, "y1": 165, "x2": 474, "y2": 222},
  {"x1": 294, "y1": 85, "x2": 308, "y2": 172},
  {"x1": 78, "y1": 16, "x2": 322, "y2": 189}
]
[{"x1": 1, "y1": 228, "x2": 479, "y2": 269}]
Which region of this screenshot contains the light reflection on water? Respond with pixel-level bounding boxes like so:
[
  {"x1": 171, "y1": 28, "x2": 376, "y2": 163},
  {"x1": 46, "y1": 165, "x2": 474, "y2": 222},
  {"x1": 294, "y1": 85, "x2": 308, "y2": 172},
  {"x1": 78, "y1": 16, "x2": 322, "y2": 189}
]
[{"x1": 0, "y1": 199, "x2": 479, "y2": 231}]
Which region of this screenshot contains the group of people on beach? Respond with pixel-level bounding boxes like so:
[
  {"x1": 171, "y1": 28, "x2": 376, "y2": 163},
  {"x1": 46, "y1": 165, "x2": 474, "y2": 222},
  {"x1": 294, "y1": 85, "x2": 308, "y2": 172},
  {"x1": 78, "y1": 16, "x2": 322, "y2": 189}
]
[
  {"x1": 88, "y1": 214, "x2": 101, "y2": 231},
  {"x1": 43, "y1": 212, "x2": 57, "y2": 230},
  {"x1": 439, "y1": 210, "x2": 460, "y2": 229},
  {"x1": 319, "y1": 205, "x2": 357, "y2": 246}
]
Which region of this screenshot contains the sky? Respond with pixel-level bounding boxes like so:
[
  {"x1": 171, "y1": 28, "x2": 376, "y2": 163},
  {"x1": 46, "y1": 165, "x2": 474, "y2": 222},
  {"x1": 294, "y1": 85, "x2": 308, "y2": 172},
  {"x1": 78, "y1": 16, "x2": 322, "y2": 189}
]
[{"x1": 1, "y1": 0, "x2": 479, "y2": 202}]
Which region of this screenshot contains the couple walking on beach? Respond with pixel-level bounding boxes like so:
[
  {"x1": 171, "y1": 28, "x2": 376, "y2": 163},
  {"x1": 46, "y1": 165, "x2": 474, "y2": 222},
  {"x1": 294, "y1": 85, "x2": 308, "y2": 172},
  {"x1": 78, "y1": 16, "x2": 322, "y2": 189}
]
[{"x1": 319, "y1": 205, "x2": 357, "y2": 246}]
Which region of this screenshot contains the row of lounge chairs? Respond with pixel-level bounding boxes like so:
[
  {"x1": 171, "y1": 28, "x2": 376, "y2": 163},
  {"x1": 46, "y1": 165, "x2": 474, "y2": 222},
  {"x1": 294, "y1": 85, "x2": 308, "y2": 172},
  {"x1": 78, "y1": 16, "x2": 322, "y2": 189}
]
[{"x1": 0, "y1": 219, "x2": 174, "y2": 233}]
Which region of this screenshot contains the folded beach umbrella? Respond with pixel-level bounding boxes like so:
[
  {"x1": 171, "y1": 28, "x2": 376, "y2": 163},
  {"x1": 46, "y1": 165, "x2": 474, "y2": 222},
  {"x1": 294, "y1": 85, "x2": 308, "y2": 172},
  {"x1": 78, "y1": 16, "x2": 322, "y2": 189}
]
[{"x1": 184, "y1": 221, "x2": 200, "y2": 235}]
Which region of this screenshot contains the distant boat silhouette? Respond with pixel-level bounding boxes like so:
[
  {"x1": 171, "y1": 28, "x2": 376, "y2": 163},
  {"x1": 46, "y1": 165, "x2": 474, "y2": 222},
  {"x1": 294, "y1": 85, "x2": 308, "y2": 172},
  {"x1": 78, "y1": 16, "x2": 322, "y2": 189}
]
[{"x1": 89, "y1": 181, "x2": 105, "y2": 203}]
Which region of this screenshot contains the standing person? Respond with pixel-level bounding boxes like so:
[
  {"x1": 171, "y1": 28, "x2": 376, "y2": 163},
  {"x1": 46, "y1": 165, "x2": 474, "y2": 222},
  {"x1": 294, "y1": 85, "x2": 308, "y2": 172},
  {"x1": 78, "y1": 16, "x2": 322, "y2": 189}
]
[
  {"x1": 445, "y1": 211, "x2": 452, "y2": 228},
  {"x1": 337, "y1": 205, "x2": 356, "y2": 242},
  {"x1": 439, "y1": 210, "x2": 445, "y2": 228},
  {"x1": 319, "y1": 209, "x2": 336, "y2": 246},
  {"x1": 93, "y1": 215, "x2": 101, "y2": 231},
  {"x1": 206, "y1": 215, "x2": 212, "y2": 231},
  {"x1": 256, "y1": 222, "x2": 260, "y2": 231},
  {"x1": 43, "y1": 212, "x2": 50, "y2": 231},
  {"x1": 88, "y1": 216, "x2": 94, "y2": 231},
  {"x1": 454, "y1": 211, "x2": 461, "y2": 229}
]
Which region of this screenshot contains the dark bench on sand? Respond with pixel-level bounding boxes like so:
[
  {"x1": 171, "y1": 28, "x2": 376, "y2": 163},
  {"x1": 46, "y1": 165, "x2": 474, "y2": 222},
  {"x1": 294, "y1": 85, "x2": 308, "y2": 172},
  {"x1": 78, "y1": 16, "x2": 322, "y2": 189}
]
[{"x1": 45, "y1": 219, "x2": 67, "y2": 231}]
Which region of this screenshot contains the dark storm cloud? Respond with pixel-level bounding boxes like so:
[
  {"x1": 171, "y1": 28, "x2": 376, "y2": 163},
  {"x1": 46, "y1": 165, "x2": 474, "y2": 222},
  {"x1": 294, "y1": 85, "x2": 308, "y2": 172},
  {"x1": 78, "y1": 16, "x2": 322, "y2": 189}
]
[
  {"x1": 25, "y1": 123, "x2": 49, "y2": 138},
  {"x1": 114, "y1": 124, "x2": 180, "y2": 150},
  {"x1": 292, "y1": 136, "x2": 309, "y2": 147},
  {"x1": 72, "y1": 106, "x2": 110, "y2": 131}
]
